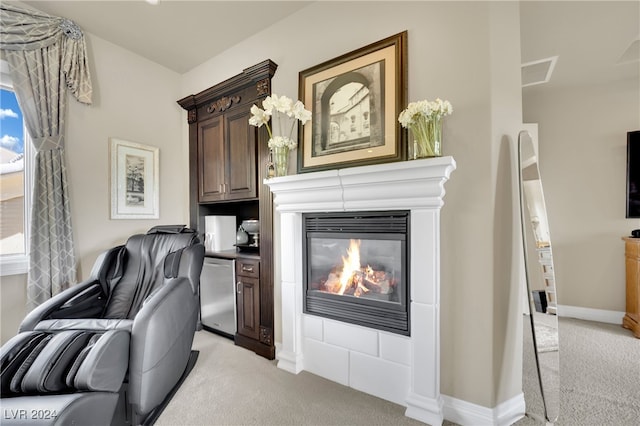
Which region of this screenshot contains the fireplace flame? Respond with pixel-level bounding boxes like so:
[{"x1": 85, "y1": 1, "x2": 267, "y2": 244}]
[
  {"x1": 338, "y1": 239, "x2": 362, "y2": 295},
  {"x1": 318, "y1": 238, "x2": 394, "y2": 298}
]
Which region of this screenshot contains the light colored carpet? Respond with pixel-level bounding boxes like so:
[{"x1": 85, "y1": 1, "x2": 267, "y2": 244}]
[
  {"x1": 156, "y1": 331, "x2": 424, "y2": 426},
  {"x1": 158, "y1": 317, "x2": 639, "y2": 426},
  {"x1": 517, "y1": 317, "x2": 640, "y2": 426}
]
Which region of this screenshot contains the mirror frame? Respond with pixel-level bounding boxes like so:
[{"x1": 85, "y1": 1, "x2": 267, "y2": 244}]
[{"x1": 518, "y1": 130, "x2": 560, "y2": 424}]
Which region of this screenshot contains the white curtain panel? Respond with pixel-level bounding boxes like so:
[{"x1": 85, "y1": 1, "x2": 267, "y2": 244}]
[{"x1": 0, "y1": 4, "x2": 93, "y2": 310}]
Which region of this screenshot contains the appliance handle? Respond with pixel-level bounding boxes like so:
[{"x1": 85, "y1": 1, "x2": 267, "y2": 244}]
[{"x1": 232, "y1": 260, "x2": 238, "y2": 327}]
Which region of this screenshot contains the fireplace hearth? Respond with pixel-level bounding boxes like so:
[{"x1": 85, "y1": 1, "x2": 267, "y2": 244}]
[{"x1": 303, "y1": 211, "x2": 409, "y2": 335}]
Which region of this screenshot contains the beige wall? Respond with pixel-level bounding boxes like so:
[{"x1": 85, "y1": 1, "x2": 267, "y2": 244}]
[
  {"x1": 180, "y1": 1, "x2": 523, "y2": 409},
  {"x1": 523, "y1": 79, "x2": 640, "y2": 311},
  {"x1": 66, "y1": 34, "x2": 187, "y2": 278},
  {"x1": 521, "y1": 0, "x2": 639, "y2": 316}
]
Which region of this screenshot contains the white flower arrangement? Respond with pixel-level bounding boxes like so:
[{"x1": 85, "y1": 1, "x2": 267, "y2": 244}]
[
  {"x1": 267, "y1": 135, "x2": 297, "y2": 150},
  {"x1": 249, "y1": 94, "x2": 311, "y2": 150},
  {"x1": 398, "y1": 98, "x2": 453, "y2": 157},
  {"x1": 398, "y1": 98, "x2": 453, "y2": 129}
]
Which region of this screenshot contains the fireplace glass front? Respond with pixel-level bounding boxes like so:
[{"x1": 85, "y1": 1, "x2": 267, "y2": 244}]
[{"x1": 303, "y1": 211, "x2": 409, "y2": 335}]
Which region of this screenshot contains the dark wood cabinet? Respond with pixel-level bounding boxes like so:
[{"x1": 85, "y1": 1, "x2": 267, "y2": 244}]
[
  {"x1": 178, "y1": 60, "x2": 277, "y2": 359},
  {"x1": 197, "y1": 109, "x2": 257, "y2": 202},
  {"x1": 235, "y1": 258, "x2": 260, "y2": 340},
  {"x1": 197, "y1": 115, "x2": 225, "y2": 202},
  {"x1": 225, "y1": 109, "x2": 257, "y2": 200}
]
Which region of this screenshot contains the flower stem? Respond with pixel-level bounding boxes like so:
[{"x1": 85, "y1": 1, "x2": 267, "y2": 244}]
[{"x1": 410, "y1": 116, "x2": 441, "y2": 158}]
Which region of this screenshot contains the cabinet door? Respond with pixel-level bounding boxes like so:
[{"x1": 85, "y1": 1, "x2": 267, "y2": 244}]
[
  {"x1": 236, "y1": 276, "x2": 260, "y2": 340},
  {"x1": 198, "y1": 115, "x2": 226, "y2": 202},
  {"x1": 225, "y1": 109, "x2": 257, "y2": 200}
]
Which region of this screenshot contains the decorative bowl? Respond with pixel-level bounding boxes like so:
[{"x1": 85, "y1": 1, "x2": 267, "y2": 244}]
[{"x1": 241, "y1": 219, "x2": 260, "y2": 234}]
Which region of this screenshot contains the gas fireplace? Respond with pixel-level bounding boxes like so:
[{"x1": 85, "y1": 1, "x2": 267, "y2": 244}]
[
  {"x1": 303, "y1": 211, "x2": 409, "y2": 335},
  {"x1": 266, "y1": 157, "x2": 456, "y2": 425}
]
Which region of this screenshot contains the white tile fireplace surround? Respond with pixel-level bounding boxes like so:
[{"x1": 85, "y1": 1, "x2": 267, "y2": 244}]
[{"x1": 266, "y1": 157, "x2": 456, "y2": 425}]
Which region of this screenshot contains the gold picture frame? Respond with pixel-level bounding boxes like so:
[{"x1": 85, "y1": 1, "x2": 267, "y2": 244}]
[
  {"x1": 298, "y1": 31, "x2": 407, "y2": 173},
  {"x1": 110, "y1": 138, "x2": 159, "y2": 219}
]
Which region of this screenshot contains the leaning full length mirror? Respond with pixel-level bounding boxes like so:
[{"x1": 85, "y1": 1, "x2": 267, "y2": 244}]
[{"x1": 518, "y1": 130, "x2": 560, "y2": 423}]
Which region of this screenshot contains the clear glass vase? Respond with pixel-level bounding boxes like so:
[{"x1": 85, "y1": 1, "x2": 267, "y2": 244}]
[
  {"x1": 410, "y1": 117, "x2": 442, "y2": 159},
  {"x1": 272, "y1": 146, "x2": 290, "y2": 177}
]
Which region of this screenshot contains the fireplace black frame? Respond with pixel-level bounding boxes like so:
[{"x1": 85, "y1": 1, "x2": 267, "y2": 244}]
[{"x1": 302, "y1": 210, "x2": 410, "y2": 335}]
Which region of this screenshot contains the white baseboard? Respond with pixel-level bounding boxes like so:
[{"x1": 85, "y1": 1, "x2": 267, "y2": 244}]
[
  {"x1": 442, "y1": 393, "x2": 525, "y2": 426},
  {"x1": 557, "y1": 304, "x2": 625, "y2": 325}
]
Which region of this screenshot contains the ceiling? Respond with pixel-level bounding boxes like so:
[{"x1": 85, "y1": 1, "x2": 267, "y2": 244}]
[
  {"x1": 519, "y1": 1, "x2": 639, "y2": 92},
  {"x1": 12, "y1": 1, "x2": 640, "y2": 89},
  {"x1": 19, "y1": 1, "x2": 312, "y2": 74}
]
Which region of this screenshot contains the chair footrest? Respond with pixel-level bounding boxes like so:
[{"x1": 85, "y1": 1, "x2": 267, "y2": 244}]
[{"x1": 1, "y1": 329, "x2": 129, "y2": 396}]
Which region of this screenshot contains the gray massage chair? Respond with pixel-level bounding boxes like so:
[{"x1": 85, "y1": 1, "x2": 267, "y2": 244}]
[{"x1": 0, "y1": 225, "x2": 205, "y2": 425}]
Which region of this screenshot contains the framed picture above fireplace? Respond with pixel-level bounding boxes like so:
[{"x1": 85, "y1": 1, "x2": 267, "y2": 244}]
[{"x1": 297, "y1": 31, "x2": 408, "y2": 173}]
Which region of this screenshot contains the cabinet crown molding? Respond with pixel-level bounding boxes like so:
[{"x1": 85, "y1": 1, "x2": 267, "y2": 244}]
[
  {"x1": 177, "y1": 59, "x2": 278, "y2": 113},
  {"x1": 207, "y1": 96, "x2": 241, "y2": 114}
]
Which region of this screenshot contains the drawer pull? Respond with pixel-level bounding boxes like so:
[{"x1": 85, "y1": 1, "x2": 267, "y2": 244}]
[
  {"x1": 241, "y1": 265, "x2": 254, "y2": 273},
  {"x1": 237, "y1": 282, "x2": 242, "y2": 294}
]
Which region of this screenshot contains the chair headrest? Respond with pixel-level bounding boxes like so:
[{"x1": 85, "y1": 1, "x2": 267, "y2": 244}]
[
  {"x1": 147, "y1": 225, "x2": 193, "y2": 235},
  {"x1": 102, "y1": 226, "x2": 200, "y2": 319}
]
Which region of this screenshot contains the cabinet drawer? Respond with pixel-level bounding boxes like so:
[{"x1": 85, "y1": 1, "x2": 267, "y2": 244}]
[{"x1": 236, "y1": 258, "x2": 259, "y2": 278}]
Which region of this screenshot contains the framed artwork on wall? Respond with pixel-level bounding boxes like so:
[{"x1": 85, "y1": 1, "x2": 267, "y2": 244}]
[
  {"x1": 110, "y1": 138, "x2": 159, "y2": 219},
  {"x1": 298, "y1": 31, "x2": 408, "y2": 173}
]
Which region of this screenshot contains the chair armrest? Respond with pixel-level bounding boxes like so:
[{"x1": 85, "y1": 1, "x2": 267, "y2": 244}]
[
  {"x1": 19, "y1": 281, "x2": 105, "y2": 333},
  {"x1": 128, "y1": 278, "x2": 198, "y2": 417},
  {"x1": 19, "y1": 245, "x2": 125, "y2": 332}
]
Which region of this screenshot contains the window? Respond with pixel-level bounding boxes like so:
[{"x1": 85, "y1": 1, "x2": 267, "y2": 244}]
[{"x1": 0, "y1": 60, "x2": 32, "y2": 276}]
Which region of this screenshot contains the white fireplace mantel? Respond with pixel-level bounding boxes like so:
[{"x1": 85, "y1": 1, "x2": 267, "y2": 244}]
[
  {"x1": 266, "y1": 156, "x2": 456, "y2": 213},
  {"x1": 266, "y1": 157, "x2": 456, "y2": 425}
]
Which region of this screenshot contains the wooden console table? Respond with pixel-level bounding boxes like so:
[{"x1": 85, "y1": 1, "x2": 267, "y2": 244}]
[{"x1": 622, "y1": 237, "x2": 640, "y2": 338}]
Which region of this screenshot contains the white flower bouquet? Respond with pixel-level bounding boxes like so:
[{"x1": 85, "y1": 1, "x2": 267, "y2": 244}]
[
  {"x1": 398, "y1": 98, "x2": 453, "y2": 158},
  {"x1": 249, "y1": 94, "x2": 311, "y2": 150}
]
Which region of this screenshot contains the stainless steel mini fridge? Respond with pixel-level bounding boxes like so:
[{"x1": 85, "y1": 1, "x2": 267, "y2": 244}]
[{"x1": 200, "y1": 257, "x2": 236, "y2": 337}]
